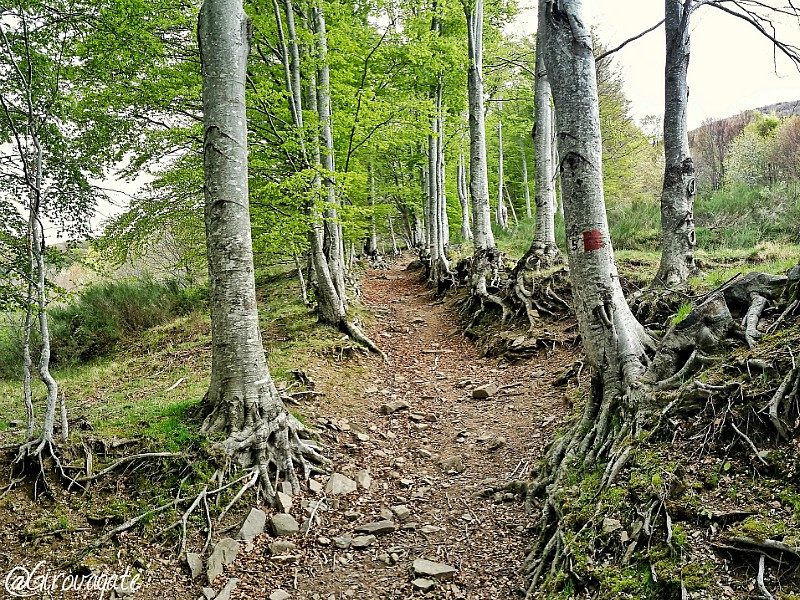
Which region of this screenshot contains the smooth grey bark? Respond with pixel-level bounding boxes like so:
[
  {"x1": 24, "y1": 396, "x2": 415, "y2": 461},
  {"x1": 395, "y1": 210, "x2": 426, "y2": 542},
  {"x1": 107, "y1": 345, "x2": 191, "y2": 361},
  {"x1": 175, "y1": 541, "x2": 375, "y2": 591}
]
[
  {"x1": 496, "y1": 108, "x2": 509, "y2": 230},
  {"x1": 541, "y1": 0, "x2": 648, "y2": 401},
  {"x1": 199, "y1": 0, "x2": 322, "y2": 500},
  {"x1": 520, "y1": 137, "x2": 532, "y2": 219},
  {"x1": 653, "y1": 0, "x2": 697, "y2": 287},
  {"x1": 312, "y1": 0, "x2": 347, "y2": 298},
  {"x1": 457, "y1": 153, "x2": 473, "y2": 239},
  {"x1": 527, "y1": 3, "x2": 562, "y2": 268},
  {"x1": 463, "y1": 0, "x2": 494, "y2": 252},
  {"x1": 367, "y1": 163, "x2": 378, "y2": 255},
  {"x1": 425, "y1": 82, "x2": 451, "y2": 286}
]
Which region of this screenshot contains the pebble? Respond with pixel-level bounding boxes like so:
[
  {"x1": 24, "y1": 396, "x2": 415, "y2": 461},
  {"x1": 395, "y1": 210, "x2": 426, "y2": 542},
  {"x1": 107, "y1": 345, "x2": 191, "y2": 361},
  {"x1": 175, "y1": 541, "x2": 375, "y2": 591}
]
[
  {"x1": 326, "y1": 473, "x2": 358, "y2": 495},
  {"x1": 270, "y1": 514, "x2": 300, "y2": 536},
  {"x1": 269, "y1": 590, "x2": 291, "y2": 600},
  {"x1": 333, "y1": 534, "x2": 353, "y2": 549},
  {"x1": 351, "y1": 534, "x2": 377, "y2": 549},
  {"x1": 355, "y1": 520, "x2": 396, "y2": 535},
  {"x1": 412, "y1": 558, "x2": 457, "y2": 580},
  {"x1": 411, "y1": 578, "x2": 437, "y2": 591}
]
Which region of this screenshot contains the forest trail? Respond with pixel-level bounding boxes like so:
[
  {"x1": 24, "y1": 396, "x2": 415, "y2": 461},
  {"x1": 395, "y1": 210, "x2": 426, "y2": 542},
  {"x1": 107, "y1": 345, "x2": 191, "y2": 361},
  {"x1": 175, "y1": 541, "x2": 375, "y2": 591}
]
[{"x1": 221, "y1": 257, "x2": 578, "y2": 599}]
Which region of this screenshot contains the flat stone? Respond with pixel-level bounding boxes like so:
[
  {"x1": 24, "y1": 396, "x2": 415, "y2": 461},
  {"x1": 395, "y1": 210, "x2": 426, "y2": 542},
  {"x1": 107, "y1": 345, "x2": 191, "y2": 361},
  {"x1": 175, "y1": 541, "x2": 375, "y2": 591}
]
[
  {"x1": 440, "y1": 455, "x2": 465, "y2": 473},
  {"x1": 202, "y1": 588, "x2": 216, "y2": 600},
  {"x1": 344, "y1": 510, "x2": 361, "y2": 521},
  {"x1": 472, "y1": 383, "x2": 498, "y2": 399},
  {"x1": 602, "y1": 517, "x2": 623, "y2": 534},
  {"x1": 411, "y1": 578, "x2": 437, "y2": 591},
  {"x1": 420, "y1": 525, "x2": 441, "y2": 534},
  {"x1": 237, "y1": 508, "x2": 267, "y2": 542},
  {"x1": 355, "y1": 469, "x2": 372, "y2": 490},
  {"x1": 417, "y1": 448, "x2": 432, "y2": 458},
  {"x1": 487, "y1": 436, "x2": 506, "y2": 451},
  {"x1": 355, "y1": 520, "x2": 396, "y2": 535},
  {"x1": 216, "y1": 578, "x2": 239, "y2": 600},
  {"x1": 269, "y1": 591, "x2": 291, "y2": 600},
  {"x1": 207, "y1": 538, "x2": 240, "y2": 583},
  {"x1": 409, "y1": 413, "x2": 425, "y2": 422},
  {"x1": 351, "y1": 534, "x2": 377, "y2": 549},
  {"x1": 185, "y1": 552, "x2": 203, "y2": 580},
  {"x1": 269, "y1": 540, "x2": 297, "y2": 555},
  {"x1": 391, "y1": 505, "x2": 411, "y2": 521},
  {"x1": 412, "y1": 558, "x2": 456, "y2": 580},
  {"x1": 333, "y1": 534, "x2": 353, "y2": 549},
  {"x1": 355, "y1": 432, "x2": 370, "y2": 442},
  {"x1": 380, "y1": 508, "x2": 394, "y2": 521},
  {"x1": 309, "y1": 479, "x2": 323, "y2": 493},
  {"x1": 277, "y1": 492, "x2": 293, "y2": 513},
  {"x1": 379, "y1": 400, "x2": 410, "y2": 414},
  {"x1": 270, "y1": 513, "x2": 300, "y2": 536},
  {"x1": 364, "y1": 385, "x2": 379, "y2": 394},
  {"x1": 326, "y1": 473, "x2": 358, "y2": 495},
  {"x1": 317, "y1": 536, "x2": 331, "y2": 546}
]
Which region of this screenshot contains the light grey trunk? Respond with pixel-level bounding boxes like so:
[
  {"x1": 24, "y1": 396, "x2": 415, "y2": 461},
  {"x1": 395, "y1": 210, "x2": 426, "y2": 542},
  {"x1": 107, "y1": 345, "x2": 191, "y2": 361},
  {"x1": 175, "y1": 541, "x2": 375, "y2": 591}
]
[
  {"x1": 388, "y1": 214, "x2": 399, "y2": 255},
  {"x1": 30, "y1": 138, "x2": 59, "y2": 446},
  {"x1": 541, "y1": 0, "x2": 647, "y2": 388},
  {"x1": 464, "y1": 0, "x2": 495, "y2": 252},
  {"x1": 313, "y1": 1, "x2": 347, "y2": 297},
  {"x1": 22, "y1": 273, "x2": 34, "y2": 441},
  {"x1": 294, "y1": 253, "x2": 310, "y2": 306},
  {"x1": 199, "y1": 0, "x2": 322, "y2": 498},
  {"x1": 438, "y1": 112, "x2": 450, "y2": 247},
  {"x1": 496, "y1": 109, "x2": 509, "y2": 230},
  {"x1": 654, "y1": 0, "x2": 696, "y2": 287},
  {"x1": 520, "y1": 137, "x2": 532, "y2": 218},
  {"x1": 368, "y1": 163, "x2": 378, "y2": 254},
  {"x1": 457, "y1": 153, "x2": 473, "y2": 239},
  {"x1": 533, "y1": 9, "x2": 558, "y2": 255}
]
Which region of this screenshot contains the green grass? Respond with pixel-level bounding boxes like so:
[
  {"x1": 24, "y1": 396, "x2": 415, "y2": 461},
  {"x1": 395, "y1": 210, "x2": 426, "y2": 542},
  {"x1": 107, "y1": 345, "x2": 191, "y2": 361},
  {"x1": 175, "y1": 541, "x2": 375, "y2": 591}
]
[{"x1": 0, "y1": 263, "x2": 353, "y2": 453}]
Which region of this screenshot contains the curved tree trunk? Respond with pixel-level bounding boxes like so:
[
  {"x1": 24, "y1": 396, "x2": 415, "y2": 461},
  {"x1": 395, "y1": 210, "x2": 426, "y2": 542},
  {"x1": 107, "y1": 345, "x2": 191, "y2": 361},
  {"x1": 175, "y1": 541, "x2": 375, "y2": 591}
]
[
  {"x1": 653, "y1": 0, "x2": 697, "y2": 287},
  {"x1": 199, "y1": 0, "x2": 323, "y2": 502}
]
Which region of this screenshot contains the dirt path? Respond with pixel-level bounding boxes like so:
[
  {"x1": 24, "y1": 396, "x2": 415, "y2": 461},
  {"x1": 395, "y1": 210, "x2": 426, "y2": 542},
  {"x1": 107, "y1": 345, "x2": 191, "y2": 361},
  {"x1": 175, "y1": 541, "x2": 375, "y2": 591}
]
[{"x1": 221, "y1": 259, "x2": 577, "y2": 599}]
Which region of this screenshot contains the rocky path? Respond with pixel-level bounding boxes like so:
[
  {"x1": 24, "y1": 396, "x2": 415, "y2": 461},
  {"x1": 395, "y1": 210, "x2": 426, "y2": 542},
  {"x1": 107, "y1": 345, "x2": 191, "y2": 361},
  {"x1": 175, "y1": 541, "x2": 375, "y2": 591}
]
[
  {"x1": 214, "y1": 259, "x2": 576, "y2": 600},
  {"x1": 173, "y1": 263, "x2": 574, "y2": 600}
]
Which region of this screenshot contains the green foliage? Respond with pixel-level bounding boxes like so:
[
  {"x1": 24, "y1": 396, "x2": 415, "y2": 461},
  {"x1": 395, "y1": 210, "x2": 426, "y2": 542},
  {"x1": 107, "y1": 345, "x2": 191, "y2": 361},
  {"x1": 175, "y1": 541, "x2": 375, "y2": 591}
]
[
  {"x1": 671, "y1": 303, "x2": 692, "y2": 326},
  {"x1": 45, "y1": 278, "x2": 207, "y2": 367}
]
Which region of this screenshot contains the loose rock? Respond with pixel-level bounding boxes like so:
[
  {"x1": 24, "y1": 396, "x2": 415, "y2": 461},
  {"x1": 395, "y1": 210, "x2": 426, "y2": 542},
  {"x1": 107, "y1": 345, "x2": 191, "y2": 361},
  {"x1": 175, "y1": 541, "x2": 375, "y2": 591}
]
[
  {"x1": 333, "y1": 534, "x2": 353, "y2": 549},
  {"x1": 379, "y1": 400, "x2": 410, "y2": 414},
  {"x1": 269, "y1": 540, "x2": 297, "y2": 555},
  {"x1": 487, "y1": 436, "x2": 506, "y2": 451},
  {"x1": 351, "y1": 534, "x2": 377, "y2": 549},
  {"x1": 207, "y1": 538, "x2": 240, "y2": 583},
  {"x1": 411, "y1": 578, "x2": 437, "y2": 591},
  {"x1": 472, "y1": 383, "x2": 498, "y2": 399},
  {"x1": 269, "y1": 590, "x2": 291, "y2": 600},
  {"x1": 216, "y1": 578, "x2": 239, "y2": 600},
  {"x1": 277, "y1": 492, "x2": 293, "y2": 513},
  {"x1": 237, "y1": 508, "x2": 267, "y2": 542},
  {"x1": 355, "y1": 469, "x2": 372, "y2": 490},
  {"x1": 185, "y1": 552, "x2": 203, "y2": 580},
  {"x1": 326, "y1": 473, "x2": 358, "y2": 495},
  {"x1": 270, "y1": 514, "x2": 300, "y2": 536},
  {"x1": 412, "y1": 558, "x2": 456, "y2": 580},
  {"x1": 355, "y1": 520, "x2": 396, "y2": 535}
]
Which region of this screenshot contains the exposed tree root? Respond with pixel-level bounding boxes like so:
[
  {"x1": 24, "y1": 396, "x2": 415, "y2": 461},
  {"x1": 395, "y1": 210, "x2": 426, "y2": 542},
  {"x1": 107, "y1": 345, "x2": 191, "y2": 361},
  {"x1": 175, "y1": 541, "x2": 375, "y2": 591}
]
[
  {"x1": 464, "y1": 247, "x2": 513, "y2": 326},
  {"x1": 522, "y1": 267, "x2": 800, "y2": 597}
]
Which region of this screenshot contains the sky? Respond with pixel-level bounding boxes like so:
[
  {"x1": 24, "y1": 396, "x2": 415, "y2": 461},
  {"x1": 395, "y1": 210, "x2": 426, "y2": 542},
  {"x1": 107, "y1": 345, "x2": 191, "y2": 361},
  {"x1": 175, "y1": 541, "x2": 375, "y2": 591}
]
[{"x1": 513, "y1": 0, "x2": 800, "y2": 128}]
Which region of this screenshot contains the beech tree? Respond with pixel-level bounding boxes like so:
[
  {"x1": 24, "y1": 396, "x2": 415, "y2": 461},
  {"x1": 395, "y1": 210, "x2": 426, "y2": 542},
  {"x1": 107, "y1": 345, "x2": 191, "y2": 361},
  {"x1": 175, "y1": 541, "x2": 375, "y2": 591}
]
[{"x1": 198, "y1": 0, "x2": 323, "y2": 501}]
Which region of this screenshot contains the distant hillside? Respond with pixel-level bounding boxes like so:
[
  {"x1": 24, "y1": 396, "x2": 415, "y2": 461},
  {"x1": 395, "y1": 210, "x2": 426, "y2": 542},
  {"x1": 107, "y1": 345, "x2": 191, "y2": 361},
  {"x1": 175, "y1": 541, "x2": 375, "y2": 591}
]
[{"x1": 754, "y1": 98, "x2": 800, "y2": 118}]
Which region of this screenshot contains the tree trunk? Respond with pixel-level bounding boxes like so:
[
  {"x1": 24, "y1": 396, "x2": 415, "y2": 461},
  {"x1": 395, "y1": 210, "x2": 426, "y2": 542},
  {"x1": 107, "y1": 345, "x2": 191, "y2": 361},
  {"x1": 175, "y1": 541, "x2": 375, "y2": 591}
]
[
  {"x1": 524, "y1": 0, "x2": 653, "y2": 587},
  {"x1": 520, "y1": 137, "x2": 532, "y2": 219},
  {"x1": 526, "y1": 5, "x2": 562, "y2": 269},
  {"x1": 457, "y1": 153, "x2": 473, "y2": 239},
  {"x1": 496, "y1": 111, "x2": 509, "y2": 230},
  {"x1": 312, "y1": 0, "x2": 348, "y2": 298},
  {"x1": 199, "y1": 0, "x2": 322, "y2": 501},
  {"x1": 464, "y1": 0, "x2": 494, "y2": 252},
  {"x1": 653, "y1": 0, "x2": 697, "y2": 287}
]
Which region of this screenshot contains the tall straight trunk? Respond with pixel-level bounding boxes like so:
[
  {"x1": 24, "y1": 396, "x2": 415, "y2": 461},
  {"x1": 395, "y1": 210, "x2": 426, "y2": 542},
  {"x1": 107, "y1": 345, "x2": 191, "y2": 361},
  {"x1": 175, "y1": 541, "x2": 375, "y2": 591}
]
[
  {"x1": 520, "y1": 137, "x2": 532, "y2": 219},
  {"x1": 387, "y1": 214, "x2": 399, "y2": 255},
  {"x1": 519, "y1": 0, "x2": 562, "y2": 270},
  {"x1": 464, "y1": 0, "x2": 494, "y2": 252},
  {"x1": 496, "y1": 106, "x2": 509, "y2": 229},
  {"x1": 654, "y1": 0, "x2": 697, "y2": 287},
  {"x1": 313, "y1": 0, "x2": 347, "y2": 297},
  {"x1": 457, "y1": 153, "x2": 473, "y2": 239},
  {"x1": 368, "y1": 163, "x2": 378, "y2": 254},
  {"x1": 541, "y1": 0, "x2": 648, "y2": 391},
  {"x1": 438, "y1": 112, "x2": 450, "y2": 247},
  {"x1": 199, "y1": 0, "x2": 322, "y2": 499}
]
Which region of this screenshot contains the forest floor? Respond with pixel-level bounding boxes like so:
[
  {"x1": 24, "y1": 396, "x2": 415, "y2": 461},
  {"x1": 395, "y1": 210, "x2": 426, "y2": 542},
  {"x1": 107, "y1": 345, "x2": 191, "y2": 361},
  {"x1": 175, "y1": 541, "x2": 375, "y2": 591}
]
[
  {"x1": 0, "y1": 255, "x2": 580, "y2": 600},
  {"x1": 209, "y1": 256, "x2": 578, "y2": 599}
]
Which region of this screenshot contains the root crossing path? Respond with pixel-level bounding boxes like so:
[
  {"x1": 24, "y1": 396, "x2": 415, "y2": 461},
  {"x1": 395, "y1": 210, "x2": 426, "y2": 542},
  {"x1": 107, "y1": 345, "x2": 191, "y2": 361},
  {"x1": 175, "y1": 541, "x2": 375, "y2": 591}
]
[{"x1": 221, "y1": 258, "x2": 576, "y2": 599}]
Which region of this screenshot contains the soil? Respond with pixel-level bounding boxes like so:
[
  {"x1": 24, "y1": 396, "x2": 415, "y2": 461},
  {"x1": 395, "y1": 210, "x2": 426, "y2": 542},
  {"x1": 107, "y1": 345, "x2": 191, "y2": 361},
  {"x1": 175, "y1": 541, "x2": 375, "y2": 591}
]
[{"x1": 0, "y1": 256, "x2": 578, "y2": 599}]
